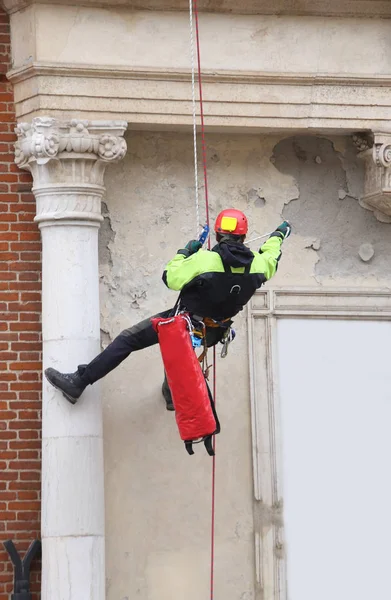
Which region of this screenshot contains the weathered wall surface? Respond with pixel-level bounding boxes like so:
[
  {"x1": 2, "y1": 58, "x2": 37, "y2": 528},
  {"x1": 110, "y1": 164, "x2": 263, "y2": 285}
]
[
  {"x1": 99, "y1": 130, "x2": 391, "y2": 599},
  {"x1": 273, "y1": 136, "x2": 391, "y2": 285},
  {"x1": 8, "y1": 6, "x2": 391, "y2": 131},
  {"x1": 10, "y1": 6, "x2": 391, "y2": 75}
]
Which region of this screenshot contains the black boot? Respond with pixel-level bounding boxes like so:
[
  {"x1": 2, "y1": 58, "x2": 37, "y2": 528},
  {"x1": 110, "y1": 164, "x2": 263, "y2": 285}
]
[
  {"x1": 45, "y1": 366, "x2": 89, "y2": 405},
  {"x1": 161, "y1": 376, "x2": 174, "y2": 411}
]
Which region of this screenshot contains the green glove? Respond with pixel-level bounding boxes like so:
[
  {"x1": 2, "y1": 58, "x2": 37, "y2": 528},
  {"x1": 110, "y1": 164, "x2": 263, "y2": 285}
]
[
  {"x1": 274, "y1": 221, "x2": 291, "y2": 240},
  {"x1": 178, "y1": 239, "x2": 202, "y2": 257}
]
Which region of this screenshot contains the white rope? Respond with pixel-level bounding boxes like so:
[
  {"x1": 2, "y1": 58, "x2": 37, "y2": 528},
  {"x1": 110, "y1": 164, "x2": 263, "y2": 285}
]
[
  {"x1": 188, "y1": 0, "x2": 200, "y2": 237},
  {"x1": 245, "y1": 231, "x2": 275, "y2": 245}
]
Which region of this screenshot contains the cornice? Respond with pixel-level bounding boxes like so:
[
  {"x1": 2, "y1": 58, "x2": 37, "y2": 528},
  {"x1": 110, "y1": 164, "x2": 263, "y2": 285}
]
[
  {"x1": 8, "y1": 62, "x2": 391, "y2": 88},
  {"x1": 3, "y1": 0, "x2": 391, "y2": 17}
]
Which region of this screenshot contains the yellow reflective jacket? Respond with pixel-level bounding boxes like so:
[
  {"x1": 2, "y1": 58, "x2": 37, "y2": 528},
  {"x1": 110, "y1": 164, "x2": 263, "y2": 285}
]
[{"x1": 162, "y1": 235, "x2": 283, "y2": 320}]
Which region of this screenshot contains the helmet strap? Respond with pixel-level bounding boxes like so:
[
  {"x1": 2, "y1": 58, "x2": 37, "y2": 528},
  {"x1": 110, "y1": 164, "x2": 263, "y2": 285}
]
[{"x1": 216, "y1": 233, "x2": 245, "y2": 244}]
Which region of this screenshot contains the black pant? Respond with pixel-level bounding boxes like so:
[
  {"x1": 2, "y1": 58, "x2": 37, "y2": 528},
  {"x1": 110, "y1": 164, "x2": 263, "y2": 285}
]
[{"x1": 80, "y1": 308, "x2": 227, "y2": 385}]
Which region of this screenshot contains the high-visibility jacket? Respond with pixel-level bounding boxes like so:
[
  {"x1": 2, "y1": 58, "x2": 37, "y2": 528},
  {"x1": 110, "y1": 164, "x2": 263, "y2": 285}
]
[{"x1": 162, "y1": 234, "x2": 283, "y2": 320}]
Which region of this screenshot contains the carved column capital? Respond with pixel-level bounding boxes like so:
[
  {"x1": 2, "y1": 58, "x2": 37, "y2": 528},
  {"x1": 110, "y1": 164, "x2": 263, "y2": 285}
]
[
  {"x1": 14, "y1": 117, "x2": 127, "y2": 226},
  {"x1": 355, "y1": 131, "x2": 391, "y2": 223},
  {"x1": 372, "y1": 132, "x2": 391, "y2": 168}
]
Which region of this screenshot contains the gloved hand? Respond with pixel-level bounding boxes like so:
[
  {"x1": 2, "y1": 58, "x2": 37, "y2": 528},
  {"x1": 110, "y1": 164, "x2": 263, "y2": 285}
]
[
  {"x1": 274, "y1": 221, "x2": 291, "y2": 240},
  {"x1": 185, "y1": 240, "x2": 202, "y2": 254},
  {"x1": 178, "y1": 239, "x2": 202, "y2": 257}
]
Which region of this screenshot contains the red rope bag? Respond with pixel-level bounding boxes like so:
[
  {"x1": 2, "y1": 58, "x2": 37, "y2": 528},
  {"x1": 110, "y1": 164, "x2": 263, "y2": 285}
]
[{"x1": 151, "y1": 314, "x2": 220, "y2": 455}]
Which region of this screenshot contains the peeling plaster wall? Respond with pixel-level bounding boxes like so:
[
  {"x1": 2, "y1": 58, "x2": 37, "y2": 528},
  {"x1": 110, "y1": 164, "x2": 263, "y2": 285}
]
[
  {"x1": 273, "y1": 136, "x2": 391, "y2": 285},
  {"x1": 99, "y1": 131, "x2": 391, "y2": 600}
]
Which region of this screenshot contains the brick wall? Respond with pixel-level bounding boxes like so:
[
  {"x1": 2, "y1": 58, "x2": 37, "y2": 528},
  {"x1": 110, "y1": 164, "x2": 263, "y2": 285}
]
[{"x1": 0, "y1": 8, "x2": 42, "y2": 599}]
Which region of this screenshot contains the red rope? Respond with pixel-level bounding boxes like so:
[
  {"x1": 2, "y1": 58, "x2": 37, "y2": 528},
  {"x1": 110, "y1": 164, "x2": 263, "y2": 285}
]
[
  {"x1": 193, "y1": 0, "x2": 211, "y2": 247},
  {"x1": 192, "y1": 2, "x2": 216, "y2": 598},
  {"x1": 210, "y1": 366, "x2": 216, "y2": 600}
]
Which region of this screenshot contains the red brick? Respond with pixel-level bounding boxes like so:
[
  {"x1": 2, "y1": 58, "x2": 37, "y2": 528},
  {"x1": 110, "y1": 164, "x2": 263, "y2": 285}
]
[
  {"x1": 9, "y1": 203, "x2": 36, "y2": 213},
  {"x1": 0, "y1": 351, "x2": 17, "y2": 360},
  {"x1": 0, "y1": 492, "x2": 16, "y2": 501},
  {"x1": 0, "y1": 313, "x2": 18, "y2": 321},
  {"x1": 0, "y1": 432, "x2": 17, "y2": 442},
  {"x1": 10, "y1": 223, "x2": 38, "y2": 232},
  {"x1": 16, "y1": 491, "x2": 38, "y2": 501},
  {"x1": 20, "y1": 313, "x2": 40, "y2": 322},
  {"x1": 18, "y1": 392, "x2": 40, "y2": 401},
  {"x1": 8, "y1": 302, "x2": 41, "y2": 312},
  {"x1": 17, "y1": 450, "x2": 39, "y2": 460},
  {"x1": 9, "y1": 282, "x2": 41, "y2": 292},
  {"x1": 20, "y1": 232, "x2": 40, "y2": 242},
  {"x1": 0, "y1": 175, "x2": 17, "y2": 184},
  {"x1": 20, "y1": 252, "x2": 41, "y2": 261},
  {"x1": 0, "y1": 512, "x2": 16, "y2": 520},
  {"x1": 0, "y1": 410, "x2": 16, "y2": 421},
  {"x1": 0, "y1": 251, "x2": 18, "y2": 260},
  {"x1": 8, "y1": 461, "x2": 41, "y2": 471},
  {"x1": 0, "y1": 450, "x2": 17, "y2": 460},
  {"x1": 9, "y1": 420, "x2": 41, "y2": 430},
  {"x1": 0, "y1": 292, "x2": 17, "y2": 301},
  {"x1": 18, "y1": 333, "x2": 40, "y2": 342},
  {"x1": 10, "y1": 382, "x2": 41, "y2": 392},
  {"x1": 10, "y1": 342, "x2": 41, "y2": 351},
  {"x1": 6, "y1": 520, "x2": 39, "y2": 532},
  {"x1": 0, "y1": 471, "x2": 17, "y2": 479},
  {"x1": 0, "y1": 233, "x2": 17, "y2": 241},
  {"x1": 9, "y1": 262, "x2": 41, "y2": 272},
  {"x1": 19, "y1": 471, "x2": 40, "y2": 480},
  {"x1": 19, "y1": 272, "x2": 40, "y2": 281},
  {"x1": 10, "y1": 323, "x2": 41, "y2": 332},
  {"x1": 0, "y1": 333, "x2": 17, "y2": 341},
  {"x1": 0, "y1": 372, "x2": 16, "y2": 381},
  {"x1": 11, "y1": 243, "x2": 41, "y2": 251},
  {"x1": 8, "y1": 481, "x2": 40, "y2": 491},
  {"x1": 19, "y1": 353, "x2": 41, "y2": 361},
  {"x1": 18, "y1": 372, "x2": 40, "y2": 381}
]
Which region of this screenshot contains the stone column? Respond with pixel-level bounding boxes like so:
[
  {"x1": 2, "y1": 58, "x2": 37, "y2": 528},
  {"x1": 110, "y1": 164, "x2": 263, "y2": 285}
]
[
  {"x1": 354, "y1": 132, "x2": 391, "y2": 223},
  {"x1": 15, "y1": 117, "x2": 127, "y2": 599}
]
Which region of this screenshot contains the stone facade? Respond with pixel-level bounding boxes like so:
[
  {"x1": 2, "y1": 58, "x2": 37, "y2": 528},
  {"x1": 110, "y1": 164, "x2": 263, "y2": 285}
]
[{"x1": 2, "y1": 0, "x2": 391, "y2": 598}]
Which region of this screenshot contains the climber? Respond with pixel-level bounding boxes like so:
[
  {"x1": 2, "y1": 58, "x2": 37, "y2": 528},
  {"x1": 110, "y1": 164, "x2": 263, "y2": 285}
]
[{"x1": 45, "y1": 209, "x2": 291, "y2": 407}]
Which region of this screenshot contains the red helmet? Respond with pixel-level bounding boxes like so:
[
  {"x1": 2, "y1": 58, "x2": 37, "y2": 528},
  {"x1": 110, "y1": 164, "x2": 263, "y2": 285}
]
[{"x1": 214, "y1": 209, "x2": 248, "y2": 236}]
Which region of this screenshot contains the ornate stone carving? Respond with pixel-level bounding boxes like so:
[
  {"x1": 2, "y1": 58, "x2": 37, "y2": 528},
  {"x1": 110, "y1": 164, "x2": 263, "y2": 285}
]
[
  {"x1": 15, "y1": 119, "x2": 60, "y2": 166},
  {"x1": 98, "y1": 134, "x2": 127, "y2": 161},
  {"x1": 373, "y1": 140, "x2": 391, "y2": 168},
  {"x1": 352, "y1": 133, "x2": 372, "y2": 153},
  {"x1": 15, "y1": 117, "x2": 127, "y2": 168},
  {"x1": 356, "y1": 132, "x2": 391, "y2": 223},
  {"x1": 14, "y1": 118, "x2": 127, "y2": 226}
]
